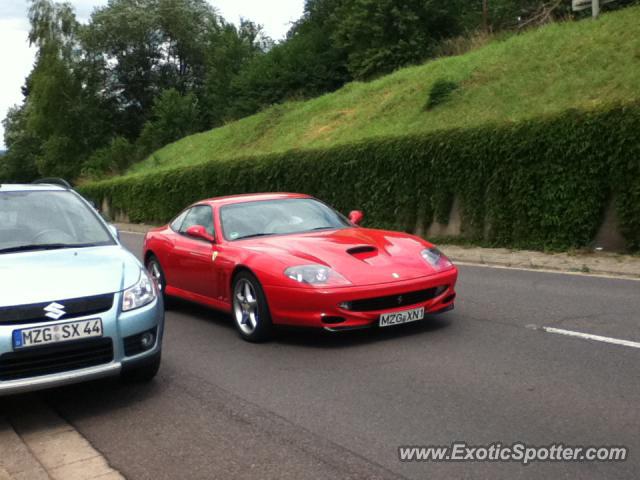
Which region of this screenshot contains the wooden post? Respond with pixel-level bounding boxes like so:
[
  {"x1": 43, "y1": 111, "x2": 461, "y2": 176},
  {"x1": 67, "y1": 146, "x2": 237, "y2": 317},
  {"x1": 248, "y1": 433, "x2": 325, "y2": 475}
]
[{"x1": 592, "y1": 0, "x2": 600, "y2": 18}]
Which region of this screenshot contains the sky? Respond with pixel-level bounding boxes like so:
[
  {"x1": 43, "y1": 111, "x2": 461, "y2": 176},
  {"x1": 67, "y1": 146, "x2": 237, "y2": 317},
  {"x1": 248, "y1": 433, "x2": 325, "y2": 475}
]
[{"x1": 0, "y1": 0, "x2": 304, "y2": 150}]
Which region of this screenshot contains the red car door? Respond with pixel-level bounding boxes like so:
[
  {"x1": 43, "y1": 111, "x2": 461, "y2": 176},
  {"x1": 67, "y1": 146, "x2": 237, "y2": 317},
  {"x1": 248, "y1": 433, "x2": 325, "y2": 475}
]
[{"x1": 171, "y1": 205, "x2": 217, "y2": 300}]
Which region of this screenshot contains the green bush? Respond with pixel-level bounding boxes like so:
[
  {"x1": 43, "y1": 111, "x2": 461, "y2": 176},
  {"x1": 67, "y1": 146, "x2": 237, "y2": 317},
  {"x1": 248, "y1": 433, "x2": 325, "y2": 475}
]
[
  {"x1": 82, "y1": 137, "x2": 138, "y2": 179},
  {"x1": 137, "y1": 89, "x2": 201, "y2": 157},
  {"x1": 79, "y1": 104, "x2": 640, "y2": 251},
  {"x1": 425, "y1": 80, "x2": 459, "y2": 110}
]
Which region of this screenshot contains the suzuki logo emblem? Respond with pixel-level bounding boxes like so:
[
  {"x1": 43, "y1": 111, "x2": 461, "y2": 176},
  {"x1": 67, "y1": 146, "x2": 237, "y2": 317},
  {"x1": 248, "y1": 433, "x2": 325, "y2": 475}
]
[
  {"x1": 397, "y1": 296, "x2": 403, "y2": 305},
  {"x1": 44, "y1": 302, "x2": 66, "y2": 320}
]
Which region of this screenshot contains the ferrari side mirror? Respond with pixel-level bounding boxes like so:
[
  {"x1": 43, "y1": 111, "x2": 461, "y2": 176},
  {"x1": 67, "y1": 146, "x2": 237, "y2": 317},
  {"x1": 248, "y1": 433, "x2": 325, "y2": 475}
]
[
  {"x1": 185, "y1": 225, "x2": 215, "y2": 243},
  {"x1": 349, "y1": 210, "x2": 364, "y2": 226}
]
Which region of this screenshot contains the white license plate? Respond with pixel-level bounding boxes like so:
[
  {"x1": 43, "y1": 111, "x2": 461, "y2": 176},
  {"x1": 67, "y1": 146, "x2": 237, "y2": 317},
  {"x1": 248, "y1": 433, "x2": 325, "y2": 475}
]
[
  {"x1": 13, "y1": 319, "x2": 103, "y2": 350},
  {"x1": 379, "y1": 307, "x2": 425, "y2": 328}
]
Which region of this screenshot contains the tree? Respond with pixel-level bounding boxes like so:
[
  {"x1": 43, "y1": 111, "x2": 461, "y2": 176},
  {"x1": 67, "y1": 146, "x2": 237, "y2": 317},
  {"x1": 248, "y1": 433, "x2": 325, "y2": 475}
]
[
  {"x1": 82, "y1": 136, "x2": 137, "y2": 179},
  {"x1": 202, "y1": 19, "x2": 265, "y2": 127},
  {"x1": 331, "y1": 0, "x2": 461, "y2": 79},
  {"x1": 138, "y1": 88, "x2": 201, "y2": 155},
  {"x1": 85, "y1": 0, "x2": 220, "y2": 138},
  {"x1": 456, "y1": 1, "x2": 574, "y2": 32},
  {"x1": 286, "y1": 0, "x2": 350, "y2": 93},
  {"x1": 25, "y1": 0, "x2": 112, "y2": 178},
  {"x1": 224, "y1": 0, "x2": 350, "y2": 119},
  {"x1": 1, "y1": 105, "x2": 40, "y2": 182}
]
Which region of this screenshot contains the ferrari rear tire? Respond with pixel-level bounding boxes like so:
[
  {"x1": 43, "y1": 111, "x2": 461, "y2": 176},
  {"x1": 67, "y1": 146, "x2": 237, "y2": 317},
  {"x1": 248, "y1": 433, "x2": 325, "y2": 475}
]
[{"x1": 232, "y1": 272, "x2": 273, "y2": 343}]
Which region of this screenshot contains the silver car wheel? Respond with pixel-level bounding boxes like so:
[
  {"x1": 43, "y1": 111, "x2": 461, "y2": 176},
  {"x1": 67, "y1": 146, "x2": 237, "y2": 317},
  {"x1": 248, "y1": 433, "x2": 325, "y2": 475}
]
[{"x1": 233, "y1": 279, "x2": 259, "y2": 335}]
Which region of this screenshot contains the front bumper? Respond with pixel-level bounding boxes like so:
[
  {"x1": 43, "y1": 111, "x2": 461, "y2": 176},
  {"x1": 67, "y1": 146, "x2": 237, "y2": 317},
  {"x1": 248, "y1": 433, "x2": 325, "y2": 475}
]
[
  {"x1": 264, "y1": 268, "x2": 458, "y2": 330},
  {"x1": 0, "y1": 293, "x2": 164, "y2": 396}
]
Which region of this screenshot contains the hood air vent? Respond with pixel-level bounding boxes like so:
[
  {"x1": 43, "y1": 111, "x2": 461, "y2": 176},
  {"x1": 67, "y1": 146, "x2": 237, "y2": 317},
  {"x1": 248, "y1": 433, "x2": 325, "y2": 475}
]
[{"x1": 346, "y1": 245, "x2": 378, "y2": 261}]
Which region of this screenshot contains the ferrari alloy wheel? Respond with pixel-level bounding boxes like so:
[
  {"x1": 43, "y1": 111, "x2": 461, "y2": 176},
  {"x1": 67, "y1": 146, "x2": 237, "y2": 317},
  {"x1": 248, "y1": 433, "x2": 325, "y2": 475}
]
[{"x1": 232, "y1": 272, "x2": 273, "y2": 342}]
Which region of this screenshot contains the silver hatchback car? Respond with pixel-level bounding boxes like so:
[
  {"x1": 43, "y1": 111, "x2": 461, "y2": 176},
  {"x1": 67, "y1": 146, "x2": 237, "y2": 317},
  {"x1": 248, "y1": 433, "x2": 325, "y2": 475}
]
[{"x1": 0, "y1": 182, "x2": 164, "y2": 395}]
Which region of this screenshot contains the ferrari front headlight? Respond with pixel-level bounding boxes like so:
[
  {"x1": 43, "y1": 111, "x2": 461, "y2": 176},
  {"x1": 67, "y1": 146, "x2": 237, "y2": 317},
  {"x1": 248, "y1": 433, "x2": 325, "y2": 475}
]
[
  {"x1": 421, "y1": 248, "x2": 453, "y2": 271},
  {"x1": 284, "y1": 265, "x2": 350, "y2": 286}
]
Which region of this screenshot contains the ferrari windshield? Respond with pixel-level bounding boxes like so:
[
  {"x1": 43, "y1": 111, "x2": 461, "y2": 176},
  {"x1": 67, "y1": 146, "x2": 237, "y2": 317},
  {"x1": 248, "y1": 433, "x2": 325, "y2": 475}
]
[
  {"x1": 0, "y1": 190, "x2": 115, "y2": 253},
  {"x1": 220, "y1": 198, "x2": 350, "y2": 241}
]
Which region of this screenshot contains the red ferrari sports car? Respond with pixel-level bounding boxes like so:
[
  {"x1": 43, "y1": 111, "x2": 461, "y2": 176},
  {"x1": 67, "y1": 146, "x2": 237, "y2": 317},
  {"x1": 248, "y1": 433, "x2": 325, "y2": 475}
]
[{"x1": 143, "y1": 193, "x2": 458, "y2": 342}]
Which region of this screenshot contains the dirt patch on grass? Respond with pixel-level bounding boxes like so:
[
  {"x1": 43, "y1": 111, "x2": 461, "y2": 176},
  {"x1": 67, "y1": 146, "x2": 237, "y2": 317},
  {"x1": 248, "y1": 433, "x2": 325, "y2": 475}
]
[{"x1": 302, "y1": 109, "x2": 357, "y2": 143}]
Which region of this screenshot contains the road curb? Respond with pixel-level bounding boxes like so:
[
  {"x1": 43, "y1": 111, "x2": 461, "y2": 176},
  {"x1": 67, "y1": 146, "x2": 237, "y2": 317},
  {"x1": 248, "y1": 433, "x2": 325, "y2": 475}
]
[
  {"x1": 444, "y1": 246, "x2": 640, "y2": 280},
  {"x1": 0, "y1": 414, "x2": 50, "y2": 480},
  {"x1": 0, "y1": 399, "x2": 124, "y2": 480}
]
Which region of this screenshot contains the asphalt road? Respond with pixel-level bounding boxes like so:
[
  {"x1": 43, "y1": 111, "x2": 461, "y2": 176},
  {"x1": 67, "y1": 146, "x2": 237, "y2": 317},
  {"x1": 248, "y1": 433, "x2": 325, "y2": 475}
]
[{"x1": 15, "y1": 233, "x2": 640, "y2": 478}]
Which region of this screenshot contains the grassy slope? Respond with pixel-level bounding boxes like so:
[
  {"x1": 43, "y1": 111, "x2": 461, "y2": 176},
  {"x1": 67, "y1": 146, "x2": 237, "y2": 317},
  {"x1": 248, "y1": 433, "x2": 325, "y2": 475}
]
[{"x1": 127, "y1": 7, "x2": 640, "y2": 177}]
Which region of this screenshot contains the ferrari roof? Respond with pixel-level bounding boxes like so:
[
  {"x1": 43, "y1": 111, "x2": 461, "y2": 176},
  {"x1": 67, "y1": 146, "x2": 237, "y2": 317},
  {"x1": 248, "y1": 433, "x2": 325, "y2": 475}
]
[{"x1": 200, "y1": 192, "x2": 312, "y2": 207}]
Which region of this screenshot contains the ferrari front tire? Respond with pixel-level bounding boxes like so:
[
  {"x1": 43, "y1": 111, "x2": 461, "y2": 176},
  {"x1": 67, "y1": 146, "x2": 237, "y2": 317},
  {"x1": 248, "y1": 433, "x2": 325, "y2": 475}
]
[
  {"x1": 146, "y1": 254, "x2": 172, "y2": 309},
  {"x1": 232, "y1": 272, "x2": 273, "y2": 343}
]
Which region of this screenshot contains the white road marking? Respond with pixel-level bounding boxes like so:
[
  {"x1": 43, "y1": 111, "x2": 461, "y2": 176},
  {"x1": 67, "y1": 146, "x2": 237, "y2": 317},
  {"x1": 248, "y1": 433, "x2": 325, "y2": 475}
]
[{"x1": 542, "y1": 326, "x2": 640, "y2": 350}]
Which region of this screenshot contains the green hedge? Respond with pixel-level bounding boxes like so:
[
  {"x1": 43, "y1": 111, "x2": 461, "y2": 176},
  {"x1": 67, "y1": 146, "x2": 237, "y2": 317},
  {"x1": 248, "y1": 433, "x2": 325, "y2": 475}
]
[{"x1": 79, "y1": 103, "x2": 640, "y2": 251}]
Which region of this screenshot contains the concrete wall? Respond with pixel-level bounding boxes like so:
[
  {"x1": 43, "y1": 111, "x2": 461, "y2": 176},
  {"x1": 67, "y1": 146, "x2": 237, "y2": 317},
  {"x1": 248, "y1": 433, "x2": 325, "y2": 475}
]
[
  {"x1": 420, "y1": 196, "x2": 628, "y2": 252},
  {"x1": 100, "y1": 197, "x2": 130, "y2": 224},
  {"x1": 593, "y1": 200, "x2": 628, "y2": 252}
]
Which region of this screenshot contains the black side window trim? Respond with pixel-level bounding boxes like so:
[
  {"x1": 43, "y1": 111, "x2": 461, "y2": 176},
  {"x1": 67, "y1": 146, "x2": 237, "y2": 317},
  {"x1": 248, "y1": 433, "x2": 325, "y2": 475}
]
[
  {"x1": 177, "y1": 205, "x2": 215, "y2": 239},
  {"x1": 170, "y1": 209, "x2": 189, "y2": 233}
]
